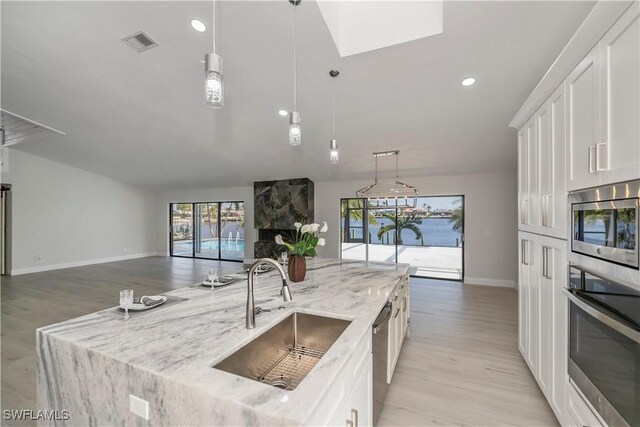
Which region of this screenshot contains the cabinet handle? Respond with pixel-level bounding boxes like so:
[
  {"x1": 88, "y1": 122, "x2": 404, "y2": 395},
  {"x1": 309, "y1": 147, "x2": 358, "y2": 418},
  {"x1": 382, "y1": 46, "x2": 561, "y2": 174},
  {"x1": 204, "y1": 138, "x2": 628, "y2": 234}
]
[
  {"x1": 588, "y1": 145, "x2": 597, "y2": 174},
  {"x1": 546, "y1": 195, "x2": 552, "y2": 227},
  {"x1": 393, "y1": 308, "x2": 400, "y2": 319},
  {"x1": 596, "y1": 142, "x2": 608, "y2": 171},
  {"x1": 542, "y1": 195, "x2": 552, "y2": 227},
  {"x1": 542, "y1": 246, "x2": 552, "y2": 279},
  {"x1": 521, "y1": 240, "x2": 529, "y2": 266},
  {"x1": 521, "y1": 199, "x2": 528, "y2": 224},
  {"x1": 546, "y1": 247, "x2": 552, "y2": 279},
  {"x1": 352, "y1": 409, "x2": 358, "y2": 427},
  {"x1": 403, "y1": 296, "x2": 407, "y2": 312}
]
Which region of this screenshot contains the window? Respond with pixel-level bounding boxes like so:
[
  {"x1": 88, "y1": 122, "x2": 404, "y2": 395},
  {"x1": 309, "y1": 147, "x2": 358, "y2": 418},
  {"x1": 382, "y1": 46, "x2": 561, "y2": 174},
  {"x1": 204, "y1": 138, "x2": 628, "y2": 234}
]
[
  {"x1": 340, "y1": 196, "x2": 464, "y2": 280},
  {"x1": 170, "y1": 202, "x2": 244, "y2": 261}
]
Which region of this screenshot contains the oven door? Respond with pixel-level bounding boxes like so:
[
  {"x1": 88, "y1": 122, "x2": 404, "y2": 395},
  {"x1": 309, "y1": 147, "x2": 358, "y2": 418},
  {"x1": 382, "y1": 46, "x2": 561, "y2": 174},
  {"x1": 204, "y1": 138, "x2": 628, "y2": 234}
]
[
  {"x1": 571, "y1": 198, "x2": 638, "y2": 268},
  {"x1": 566, "y1": 289, "x2": 640, "y2": 427}
]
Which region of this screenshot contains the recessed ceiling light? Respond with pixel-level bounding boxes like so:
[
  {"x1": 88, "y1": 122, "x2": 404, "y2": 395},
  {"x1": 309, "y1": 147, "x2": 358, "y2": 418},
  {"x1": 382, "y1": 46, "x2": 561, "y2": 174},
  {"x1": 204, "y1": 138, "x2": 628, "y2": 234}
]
[
  {"x1": 461, "y1": 77, "x2": 476, "y2": 87},
  {"x1": 190, "y1": 19, "x2": 207, "y2": 33},
  {"x1": 278, "y1": 110, "x2": 288, "y2": 116}
]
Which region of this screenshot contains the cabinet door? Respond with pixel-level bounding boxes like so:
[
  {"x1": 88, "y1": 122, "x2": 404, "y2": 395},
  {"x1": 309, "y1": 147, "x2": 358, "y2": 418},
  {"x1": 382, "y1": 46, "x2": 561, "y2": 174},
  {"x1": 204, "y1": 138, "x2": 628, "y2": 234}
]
[
  {"x1": 537, "y1": 243, "x2": 552, "y2": 399},
  {"x1": 526, "y1": 238, "x2": 539, "y2": 374},
  {"x1": 526, "y1": 118, "x2": 539, "y2": 228},
  {"x1": 599, "y1": 3, "x2": 640, "y2": 185},
  {"x1": 537, "y1": 102, "x2": 552, "y2": 234},
  {"x1": 387, "y1": 297, "x2": 399, "y2": 383},
  {"x1": 549, "y1": 83, "x2": 567, "y2": 239},
  {"x1": 567, "y1": 45, "x2": 601, "y2": 191},
  {"x1": 566, "y1": 382, "x2": 602, "y2": 427},
  {"x1": 340, "y1": 355, "x2": 373, "y2": 427},
  {"x1": 518, "y1": 127, "x2": 530, "y2": 228},
  {"x1": 401, "y1": 281, "x2": 410, "y2": 338},
  {"x1": 518, "y1": 235, "x2": 530, "y2": 357},
  {"x1": 549, "y1": 238, "x2": 568, "y2": 421}
]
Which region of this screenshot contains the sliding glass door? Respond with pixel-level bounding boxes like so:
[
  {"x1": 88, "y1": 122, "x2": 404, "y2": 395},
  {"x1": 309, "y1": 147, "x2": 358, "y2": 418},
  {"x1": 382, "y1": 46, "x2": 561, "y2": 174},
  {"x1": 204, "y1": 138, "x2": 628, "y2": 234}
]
[
  {"x1": 340, "y1": 196, "x2": 464, "y2": 280},
  {"x1": 220, "y1": 202, "x2": 244, "y2": 261},
  {"x1": 171, "y1": 203, "x2": 193, "y2": 256},
  {"x1": 194, "y1": 203, "x2": 219, "y2": 259},
  {"x1": 170, "y1": 201, "x2": 244, "y2": 261}
]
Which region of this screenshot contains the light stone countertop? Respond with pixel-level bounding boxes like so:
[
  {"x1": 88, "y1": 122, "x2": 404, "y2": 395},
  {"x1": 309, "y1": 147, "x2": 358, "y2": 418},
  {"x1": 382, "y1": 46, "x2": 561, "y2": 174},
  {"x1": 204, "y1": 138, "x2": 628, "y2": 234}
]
[{"x1": 37, "y1": 257, "x2": 409, "y2": 426}]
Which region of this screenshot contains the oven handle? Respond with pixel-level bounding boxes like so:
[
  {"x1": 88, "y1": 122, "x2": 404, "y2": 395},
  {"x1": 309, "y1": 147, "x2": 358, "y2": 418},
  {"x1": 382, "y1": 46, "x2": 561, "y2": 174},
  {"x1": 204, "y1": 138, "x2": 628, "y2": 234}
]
[{"x1": 563, "y1": 289, "x2": 640, "y2": 344}]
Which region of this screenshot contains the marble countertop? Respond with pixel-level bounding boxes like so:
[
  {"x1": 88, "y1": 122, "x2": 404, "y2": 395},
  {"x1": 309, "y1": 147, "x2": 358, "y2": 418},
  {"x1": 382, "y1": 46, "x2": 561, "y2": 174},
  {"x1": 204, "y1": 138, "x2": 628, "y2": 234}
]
[{"x1": 38, "y1": 257, "x2": 409, "y2": 425}]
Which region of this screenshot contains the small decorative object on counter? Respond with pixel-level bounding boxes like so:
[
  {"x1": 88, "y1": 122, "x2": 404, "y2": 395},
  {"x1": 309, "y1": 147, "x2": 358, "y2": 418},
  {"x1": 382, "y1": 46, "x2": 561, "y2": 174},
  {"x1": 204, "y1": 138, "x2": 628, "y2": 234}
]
[{"x1": 275, "y1": 221, "x2": 327, "y2": 282}]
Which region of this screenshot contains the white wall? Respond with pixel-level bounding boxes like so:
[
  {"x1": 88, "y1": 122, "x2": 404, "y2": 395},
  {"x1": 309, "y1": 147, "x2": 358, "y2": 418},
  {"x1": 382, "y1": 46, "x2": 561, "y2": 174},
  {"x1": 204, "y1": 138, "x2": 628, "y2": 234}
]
[
  {"x1": 314, "y1": 171, "x2": 518, "y2": 287},
  {"x1": 156, "y1": 186, "x2": 255, "y2": 261},
  {"x1": 1, "y1": 149, "x2": 158, "y2": 274}
]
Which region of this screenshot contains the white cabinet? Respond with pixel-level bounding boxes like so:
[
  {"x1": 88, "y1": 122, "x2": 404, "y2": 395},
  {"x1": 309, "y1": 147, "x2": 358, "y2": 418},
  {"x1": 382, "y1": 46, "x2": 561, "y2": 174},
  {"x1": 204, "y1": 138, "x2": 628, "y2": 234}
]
[
  {"x1": 567, "y1": 44, "x2": 601, "y2": 191},
  {"x1": 336, "y1": 355, "x2": 373, "y2": 427},
  {"x1": 538, "y1": 83, "x2": 567, "y2": 240},
  {"x1": 518, "y1": 117, "x2": 538, "y2": 231},
  {"x1": 567, "y1": 3, "x2": 640, "y2": 191},
  {"x1": 388, "y1": 279, "x2": 409, "y2": 383},
  {"x1": 599, "y1": 3, "x2": 640, "y2": 185},
  {"x1": 566, "y1": 382, "x2": 602, "y2": 427},
  {"x1": 305, "y1": 335, "x2": 372, "y2": 427},
  {"x1": 519, "y1": 83, "x2": 566, "y2": 239},
  {"x1": 518, "y1": 232, "x2": 567, "y2": 423}
]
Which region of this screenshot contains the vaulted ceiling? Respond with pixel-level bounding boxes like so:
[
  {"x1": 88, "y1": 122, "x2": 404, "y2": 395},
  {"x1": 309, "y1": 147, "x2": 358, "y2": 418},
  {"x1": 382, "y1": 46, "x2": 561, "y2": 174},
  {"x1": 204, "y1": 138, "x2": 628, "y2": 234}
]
[{"x1": 1, "y1": 1, "x2": 595, "y2": 189}]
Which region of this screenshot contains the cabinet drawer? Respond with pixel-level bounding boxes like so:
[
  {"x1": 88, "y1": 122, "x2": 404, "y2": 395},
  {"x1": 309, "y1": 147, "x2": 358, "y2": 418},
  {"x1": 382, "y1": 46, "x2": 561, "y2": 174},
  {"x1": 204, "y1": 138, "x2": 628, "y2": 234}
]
[
  {"x1": 566, "y1": 382, "x2": 602, "y2": 427},
  {"x1": 304, "y1": 332, "x2": 372, "y2": 426}
]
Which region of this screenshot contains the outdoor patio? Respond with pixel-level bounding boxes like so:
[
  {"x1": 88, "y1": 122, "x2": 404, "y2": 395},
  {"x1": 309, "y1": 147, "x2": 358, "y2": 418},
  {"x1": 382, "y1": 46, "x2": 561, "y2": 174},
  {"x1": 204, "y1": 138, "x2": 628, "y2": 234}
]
[{"x1": 341, "y1": 243, "x2": 463, "y2": 280}]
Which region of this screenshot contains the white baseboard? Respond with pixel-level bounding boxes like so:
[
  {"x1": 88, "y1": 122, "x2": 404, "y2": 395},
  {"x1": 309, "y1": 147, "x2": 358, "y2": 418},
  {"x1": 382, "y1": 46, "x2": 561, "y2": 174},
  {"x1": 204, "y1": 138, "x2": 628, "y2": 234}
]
[
  {"x1": 463, "y1": 277, "x2": 516, "y2": 288},
  {"x1": 10, "y1": 252, "x2": 163, "y2": 276}
]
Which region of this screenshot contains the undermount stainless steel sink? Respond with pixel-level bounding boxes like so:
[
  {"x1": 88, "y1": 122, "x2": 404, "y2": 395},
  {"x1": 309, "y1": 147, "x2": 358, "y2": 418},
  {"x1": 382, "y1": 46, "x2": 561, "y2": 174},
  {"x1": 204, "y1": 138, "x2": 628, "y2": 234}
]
[{"x1": 213, "y1": 312, "x2": 351, "y2": 390}]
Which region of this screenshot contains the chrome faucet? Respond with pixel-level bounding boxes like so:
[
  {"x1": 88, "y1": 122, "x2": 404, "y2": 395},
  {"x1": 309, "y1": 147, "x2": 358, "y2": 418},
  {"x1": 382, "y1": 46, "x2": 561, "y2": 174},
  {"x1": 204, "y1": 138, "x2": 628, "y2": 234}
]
[{"x1": 246, "y1": 258, "x2": 292, "y2": 329}]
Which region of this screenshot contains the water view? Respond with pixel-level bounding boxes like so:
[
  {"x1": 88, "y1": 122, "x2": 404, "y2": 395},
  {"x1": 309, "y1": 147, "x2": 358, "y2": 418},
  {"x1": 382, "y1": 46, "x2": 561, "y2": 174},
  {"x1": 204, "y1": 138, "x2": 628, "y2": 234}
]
[{"x1": 341, "y1": 196, "x2": 464, "y2": 280}]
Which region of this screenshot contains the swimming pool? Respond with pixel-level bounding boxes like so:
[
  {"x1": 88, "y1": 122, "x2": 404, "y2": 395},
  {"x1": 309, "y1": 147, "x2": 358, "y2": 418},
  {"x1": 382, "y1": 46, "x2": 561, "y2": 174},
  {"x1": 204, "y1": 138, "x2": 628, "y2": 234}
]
[{"x1": 173, "y1": 239, "x2": 244, "y2": 256}]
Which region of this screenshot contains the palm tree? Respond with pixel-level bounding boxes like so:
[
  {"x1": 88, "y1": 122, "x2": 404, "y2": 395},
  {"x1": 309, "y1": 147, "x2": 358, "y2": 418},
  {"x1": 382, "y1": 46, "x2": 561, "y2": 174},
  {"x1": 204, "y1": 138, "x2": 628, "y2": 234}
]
[
  {"x1": 449, "y1": 199, "x2": 463, "y2": 234},
  {"x1": 376, "y1": 212, "x2": 423, "y2": 245},
  {"x1": 617, "y1": 208, "x2": 636, "y2": 249}
]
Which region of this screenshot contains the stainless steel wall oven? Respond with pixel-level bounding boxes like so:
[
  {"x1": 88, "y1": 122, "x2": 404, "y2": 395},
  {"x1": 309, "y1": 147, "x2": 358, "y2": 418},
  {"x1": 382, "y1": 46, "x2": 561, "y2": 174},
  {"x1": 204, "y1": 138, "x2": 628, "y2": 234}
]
[
  {"x1": 570, "y1": 180, "x2": 639, "y2": 269},
  {"x1": 566, "y1": 264, "x2": 640, "y2": 427}
]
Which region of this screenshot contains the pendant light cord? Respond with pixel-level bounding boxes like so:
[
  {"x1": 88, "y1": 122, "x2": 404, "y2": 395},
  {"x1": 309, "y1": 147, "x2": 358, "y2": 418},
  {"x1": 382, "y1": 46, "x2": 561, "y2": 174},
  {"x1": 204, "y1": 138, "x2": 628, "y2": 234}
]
[
  {"x1": 293, "y1": 4, "x2": 297, "y2": 110},
  {"x1": 212, "y1": 0, "x2": 216, "y2": 53},
  {"x1": 332, "y1": 77, "x2": 336, "y2": 138},
  {"x1": 396, "y1": 152, "x2": 399, "y2": 180}
]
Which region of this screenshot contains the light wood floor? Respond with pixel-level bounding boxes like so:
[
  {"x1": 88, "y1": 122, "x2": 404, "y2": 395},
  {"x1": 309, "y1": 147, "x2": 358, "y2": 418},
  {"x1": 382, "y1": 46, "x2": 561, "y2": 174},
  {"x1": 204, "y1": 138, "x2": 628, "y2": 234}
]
[
  {"x1": 378, "y1": 278, "x2": 558, "y2": 426},
  {"x1": 1, "y1": 257, "x2": 557, "y2": 426}
]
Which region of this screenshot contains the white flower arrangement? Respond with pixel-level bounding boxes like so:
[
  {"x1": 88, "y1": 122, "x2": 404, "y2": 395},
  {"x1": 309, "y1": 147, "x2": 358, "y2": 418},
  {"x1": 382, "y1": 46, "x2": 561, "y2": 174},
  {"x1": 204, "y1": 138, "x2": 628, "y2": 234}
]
[{"x1": 276, "y1": 221, "x2": 328, "y2": 256}]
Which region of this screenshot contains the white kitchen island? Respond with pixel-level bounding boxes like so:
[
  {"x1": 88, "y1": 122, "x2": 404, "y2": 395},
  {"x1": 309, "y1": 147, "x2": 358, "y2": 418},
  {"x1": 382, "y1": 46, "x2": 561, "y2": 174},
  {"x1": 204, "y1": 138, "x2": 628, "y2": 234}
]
[{"x1": 37, "y1": 258, "x2": 410, "y2": 426}]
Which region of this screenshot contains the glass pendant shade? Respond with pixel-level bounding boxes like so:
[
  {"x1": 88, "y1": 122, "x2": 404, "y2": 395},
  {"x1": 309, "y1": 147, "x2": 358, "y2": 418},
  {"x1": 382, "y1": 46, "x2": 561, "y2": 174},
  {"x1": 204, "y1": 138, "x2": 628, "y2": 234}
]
[
  {"x1": 356, "y1": 150, "x2": 418, "y2": 208},
  {"x1": 289, "y1": 111, "x2": 301, "y2": 146},
  {"x1": 329, "y1": 139, "x2": 339, "y2": 164},
  {"x1": 205, "y1": 53, "x2": 224, "y2": 108}
]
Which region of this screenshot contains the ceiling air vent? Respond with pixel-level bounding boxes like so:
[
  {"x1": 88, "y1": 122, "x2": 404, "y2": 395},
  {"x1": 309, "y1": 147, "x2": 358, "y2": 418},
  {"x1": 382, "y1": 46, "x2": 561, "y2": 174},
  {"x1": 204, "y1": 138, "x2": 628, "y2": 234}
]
[{"x1": 122, "y1": 31, "x2": 158, "y2": 52}]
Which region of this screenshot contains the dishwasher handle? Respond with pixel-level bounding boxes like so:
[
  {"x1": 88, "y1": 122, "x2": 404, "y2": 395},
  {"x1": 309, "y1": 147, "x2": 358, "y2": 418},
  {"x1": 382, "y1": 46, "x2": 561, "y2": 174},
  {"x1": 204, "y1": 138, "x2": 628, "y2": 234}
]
[{"x1": 373, "y1": 302, "x2": 392, "y2": 334}]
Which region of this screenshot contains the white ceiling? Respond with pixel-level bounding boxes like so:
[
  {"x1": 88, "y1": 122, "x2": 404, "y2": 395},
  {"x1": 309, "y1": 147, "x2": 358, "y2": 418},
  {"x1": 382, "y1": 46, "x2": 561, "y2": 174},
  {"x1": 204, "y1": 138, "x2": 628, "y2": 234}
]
[{"x1": 1, "y1": 1, "x2": 595, "y2": 189}]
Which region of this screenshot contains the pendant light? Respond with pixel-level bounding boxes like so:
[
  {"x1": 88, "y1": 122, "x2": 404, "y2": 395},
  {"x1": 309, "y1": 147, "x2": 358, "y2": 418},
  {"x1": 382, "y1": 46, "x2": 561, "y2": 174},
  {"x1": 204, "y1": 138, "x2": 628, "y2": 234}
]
[
  {"x1": 204, "y1": 0, "x2": 223, "y2": 108},
  {"x1": 329, "y1": 70, "x2": 340, "y2": 164},
  {"x1": 288, "y1": 0, "x2": 302, "y2": 146},
  {"x1": 356, "y1": 151, "x2": 418, "y2": 208}
]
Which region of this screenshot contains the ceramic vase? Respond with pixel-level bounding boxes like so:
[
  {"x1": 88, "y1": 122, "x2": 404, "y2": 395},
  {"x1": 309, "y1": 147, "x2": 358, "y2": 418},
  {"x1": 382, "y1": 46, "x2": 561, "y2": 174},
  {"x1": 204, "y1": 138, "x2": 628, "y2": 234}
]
[{"x1": 287, "y1": 255, "x2": 306, "y2": 282}]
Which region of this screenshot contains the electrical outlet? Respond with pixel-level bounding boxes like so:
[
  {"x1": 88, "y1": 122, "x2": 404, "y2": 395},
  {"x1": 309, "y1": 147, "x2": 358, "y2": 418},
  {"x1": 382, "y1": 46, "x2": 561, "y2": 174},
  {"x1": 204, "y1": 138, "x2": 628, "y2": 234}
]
[{"x1": 129, "y1": 394, "x2": 149, "y2": 420}]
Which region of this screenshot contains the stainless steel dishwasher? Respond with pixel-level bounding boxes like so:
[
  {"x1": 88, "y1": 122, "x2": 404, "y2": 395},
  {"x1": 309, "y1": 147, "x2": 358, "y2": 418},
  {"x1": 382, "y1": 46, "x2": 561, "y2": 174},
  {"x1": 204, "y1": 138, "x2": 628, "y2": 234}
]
[{"x1": 372, "y1": 301, "x2": 392, "y2": 425}]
